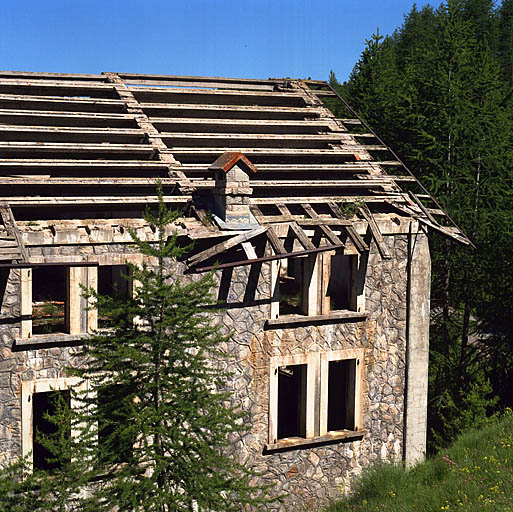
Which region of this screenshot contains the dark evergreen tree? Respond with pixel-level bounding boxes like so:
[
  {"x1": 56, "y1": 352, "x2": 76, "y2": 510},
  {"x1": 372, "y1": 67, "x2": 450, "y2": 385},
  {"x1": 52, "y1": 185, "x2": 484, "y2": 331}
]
[
  {"x1": 339, "y1": 0, "x2": 513, "y2": 449},
  {"x1": 1, "y1": 185, "x2": 271, "y2": 511}
]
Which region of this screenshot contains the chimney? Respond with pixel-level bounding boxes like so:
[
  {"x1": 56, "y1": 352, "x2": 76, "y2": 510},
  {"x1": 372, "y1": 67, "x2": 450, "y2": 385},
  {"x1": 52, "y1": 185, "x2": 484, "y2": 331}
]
[{"x1": 209, "y1": 152, "x2": 258, "y2": 228}]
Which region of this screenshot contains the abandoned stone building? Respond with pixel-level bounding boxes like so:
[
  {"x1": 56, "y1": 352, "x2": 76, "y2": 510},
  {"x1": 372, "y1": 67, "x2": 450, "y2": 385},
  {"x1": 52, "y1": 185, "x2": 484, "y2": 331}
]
[{"x1": 0, "y1": 71, "x2": 469, "y2": 510}]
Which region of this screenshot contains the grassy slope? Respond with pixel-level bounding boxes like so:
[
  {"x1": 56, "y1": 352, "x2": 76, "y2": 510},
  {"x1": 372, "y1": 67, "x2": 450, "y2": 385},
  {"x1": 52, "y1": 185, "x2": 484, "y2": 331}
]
[{"x1": 327, "y1": 412, "x2": 513, "y2": 511}]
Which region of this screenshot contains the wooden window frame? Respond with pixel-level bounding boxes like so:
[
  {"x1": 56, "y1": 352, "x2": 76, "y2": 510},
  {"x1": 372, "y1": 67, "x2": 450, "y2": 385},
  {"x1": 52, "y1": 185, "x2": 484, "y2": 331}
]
[
  {"x1": 270, "y1": 251, "x2": 365, "y2": 322},
  {"x1": 268, "y1": 349, "x2": 364, "y2": 451},
  {"x1": 21, "y1": 377, "x2": 88, "y2": 470},
  {"x1": 19, "y1": 266, "x2": 97, "y2": 340}
]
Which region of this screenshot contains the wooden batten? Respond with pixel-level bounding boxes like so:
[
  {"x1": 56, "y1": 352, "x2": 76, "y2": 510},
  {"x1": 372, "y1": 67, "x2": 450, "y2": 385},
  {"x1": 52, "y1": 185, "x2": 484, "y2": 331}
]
[{"x1": 0, "y1": 71, "x2": 466, "y2": 243}]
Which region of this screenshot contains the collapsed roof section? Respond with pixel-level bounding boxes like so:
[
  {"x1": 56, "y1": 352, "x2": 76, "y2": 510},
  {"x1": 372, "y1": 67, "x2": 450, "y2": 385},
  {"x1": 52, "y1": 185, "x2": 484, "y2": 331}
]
[{"x1": 0, "y1": 70, "x2": 470, "y2": 265}]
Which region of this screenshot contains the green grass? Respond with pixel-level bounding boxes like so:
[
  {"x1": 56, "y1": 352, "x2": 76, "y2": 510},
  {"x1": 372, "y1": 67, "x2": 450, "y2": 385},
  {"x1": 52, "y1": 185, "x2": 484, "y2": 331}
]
[{"x1": 326, "y1": 411, "x2": 513, "y2": 511}]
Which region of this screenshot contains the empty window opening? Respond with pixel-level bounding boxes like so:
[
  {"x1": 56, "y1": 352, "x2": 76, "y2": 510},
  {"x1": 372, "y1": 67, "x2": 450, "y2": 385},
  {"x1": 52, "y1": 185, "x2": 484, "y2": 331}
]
[
  {"x1": 98, "y1": 265, "x2": 130, "y2": 298},
  {"x1": 327, "y1": 359, "x2": 356, "y2": 432},
  {"x1": 327, "y1": 254, "x2": 354, "y2": 311},
  {"x1": 98, "y1": 385, "x2": 134, "y2": 464},
  {"x1": 32, "y1": 266, "x2": 67, "y2": 335},
  {"x1": 277, "y1": 364, "x2": 307, "y2": 439},
  {"x1": 279, "y1": 258, "x2": 305, "y2": 315},
  {"x1": 33, "y1": 390, "x2": 71, "y2": 471},
  {"x1": 98, "y1": 265, "x2": 130, "y2": 328}
]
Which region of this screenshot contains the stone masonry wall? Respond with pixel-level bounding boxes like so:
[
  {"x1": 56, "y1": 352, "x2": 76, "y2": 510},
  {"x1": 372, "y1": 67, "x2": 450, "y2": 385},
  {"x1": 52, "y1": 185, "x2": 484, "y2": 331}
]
[
  {"x1": 207, "y1": 234, "x2": 409, "y2": 510},
  {"x1": 0, "y1": 233, "x2": 410, "y2": 511}
]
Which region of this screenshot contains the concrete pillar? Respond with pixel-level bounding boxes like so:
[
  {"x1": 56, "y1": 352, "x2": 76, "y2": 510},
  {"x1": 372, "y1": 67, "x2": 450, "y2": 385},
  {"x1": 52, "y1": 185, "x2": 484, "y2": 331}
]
[{"x1": 404, "y1": 222, "x2": 431, "y2": 466}]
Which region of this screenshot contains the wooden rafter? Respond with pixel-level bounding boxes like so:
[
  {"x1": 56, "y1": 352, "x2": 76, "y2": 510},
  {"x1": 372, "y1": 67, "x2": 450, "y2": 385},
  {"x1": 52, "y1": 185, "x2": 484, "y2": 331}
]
[
  {"x1": 358, "y1": 205, "x2": 391, "y2": 259},
  {"x1": 327, "y1": 201, "x2": 369, "y2": 253},
  {"x1": 266, "y1": 226, "x2": 287, "y2": 255},
  {"x1": 289, "y1": 222, "x2": 315, "y2": 251},
  {"x1": 302, "y1": 204, "x2": 345, "y2": 248}
]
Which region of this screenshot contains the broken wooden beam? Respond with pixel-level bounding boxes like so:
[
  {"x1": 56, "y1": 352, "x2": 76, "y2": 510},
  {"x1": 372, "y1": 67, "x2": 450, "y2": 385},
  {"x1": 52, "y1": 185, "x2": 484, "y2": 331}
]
[
  {"x1": 358, "y1": 205, "x2": 391, "y2": 259},
  {"x1": 289, "y1": 222, "x2": 315, "y2": 250},
  {"x1": 186, "y1": 226, "x2": 267, "y2": 266},
  {"x1": 266, "y1": 226, "x2": 287, "y2": 255}
]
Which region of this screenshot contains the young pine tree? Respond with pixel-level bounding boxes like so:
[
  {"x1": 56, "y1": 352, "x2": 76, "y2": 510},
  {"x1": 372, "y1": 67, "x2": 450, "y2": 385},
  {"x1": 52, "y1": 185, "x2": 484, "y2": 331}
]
[{"x1": 26, "y1": 186, "x2": 271, "y2": 512}]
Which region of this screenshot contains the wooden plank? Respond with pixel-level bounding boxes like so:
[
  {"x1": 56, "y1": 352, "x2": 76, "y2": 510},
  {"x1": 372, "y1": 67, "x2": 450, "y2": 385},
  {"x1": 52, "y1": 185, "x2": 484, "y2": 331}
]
[
  {"x1": 289, "y1": 222, "x2": 315, "y2": 250},
  {"x1": 253, "y1": 195, "x2": 403, "y2": 205},
  {"x1": 0, "y1": 142, "x2": 154, "y2": 155},
  {"x1": 297, "y1": 219, "x2": 352, "y2": 227},
  {"x1": 160, "y1": 132, "x2": 356, "y2": 143},
  {"x1": 0, "y1": 247, "x2": 21, "y2": 257},
  {"x1": 0, "y1": 159, "x2": 167, "y2": 169},
  {"x1": 358, "y1": 205, "x2": 391, "y2": 259},
  {"x1": 248, "y1": 180, "x2": 392, "y2": 189},
  {"x1": 0, "y1": 94, "x2": 126, "y2": 112},
  {"x1": 150, "y1": 117, "x2": 333, "y2": 128},
  {"x1": 0, "y1": 125, "x2": 146, "y2": 143},
  {"x1": 0, "y1": 71, "x2": 105, "y2": 80},
  {"x1": 129, "y1": 85, "x2": 306, "y2": 105},
  {"x1": 336, "y1": 118, "x2": 362, "y2": 125},
  {"x1": 190, "y1": 180, "x2": 388, "y2": 189},
  {"x1": 123, "y1": 79, "x2": 273, "y2": 91},
  {"x1": 409, "y1": 192, "x2": 438, "y2": 224},
  {"x1": 252, "y1": 215, "x2": 292, "y2": 224},
  {"x1": 140, "y1": 102, "x2": 323, "y2": 119},
  {"x1": 309, "y1": 90, "x2": 337, "y2": 96},
  {"x1": 186, "y1": 226, "x2": 267, "y2": 266},
  {"x1": 241, "y1": 241, "x2": 258, "y2": 259},
  {"x1": 0, "y1": 93, "x2": 125, "y2": 106},
  {"x1": 0, "y1": 125, "x2": 145, "y2": 136},
  {"x1": 0, "y1": 239, "x2": 19, "y2": 248},
  {"x1": 168, "y1": 148, "x2": 375, "y2": 158},
  {"x1": 0, "y1": 109, "x2": 134, "y2": 122},
  {"x1": 0, "y1": 178, "x2": 179, "y2": 186},
  {"x1": 178, "y1": 162, "x2": 387, "y2": 172},
  {"x1": 3, "y1": 195, "x2": 190, "y2": 206},
  {"x1": 266, "y1": 226, "x2": 287, "y2": 255},
  {"x1": 117, "y1": 72, "x2": 281, "y2": 86},
  {"x1": 0, "y1": 79, "x2": 116, "y2": 98}
]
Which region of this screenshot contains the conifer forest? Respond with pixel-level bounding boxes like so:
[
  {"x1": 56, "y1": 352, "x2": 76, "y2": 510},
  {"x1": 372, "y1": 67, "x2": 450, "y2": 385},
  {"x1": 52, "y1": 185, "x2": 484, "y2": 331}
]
[{"x1": 330, "y1": 0, "x2": 513, "y2": 450}]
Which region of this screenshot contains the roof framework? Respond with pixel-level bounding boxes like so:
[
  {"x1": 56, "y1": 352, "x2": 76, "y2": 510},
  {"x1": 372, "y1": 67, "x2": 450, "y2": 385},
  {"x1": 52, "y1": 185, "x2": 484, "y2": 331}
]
[{"x1": 0, "y1": 70, "x2": 470, "y2": 264}]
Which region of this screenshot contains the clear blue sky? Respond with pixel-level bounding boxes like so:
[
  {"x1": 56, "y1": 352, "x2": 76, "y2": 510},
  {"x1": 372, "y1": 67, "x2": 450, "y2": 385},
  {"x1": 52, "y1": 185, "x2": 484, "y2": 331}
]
[{"x1": 0, "y1": 0, "x2": 437, "y2": 82}]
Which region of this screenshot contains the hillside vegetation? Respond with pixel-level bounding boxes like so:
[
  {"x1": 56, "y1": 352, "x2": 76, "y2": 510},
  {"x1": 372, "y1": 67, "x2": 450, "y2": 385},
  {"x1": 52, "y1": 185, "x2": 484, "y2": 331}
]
[
  {"x1": 327, "y1": 411, "x2": 513, "y2": 511},
  {"x1": 330, "y1": 0, "x2": 513, "y2": 451}
]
